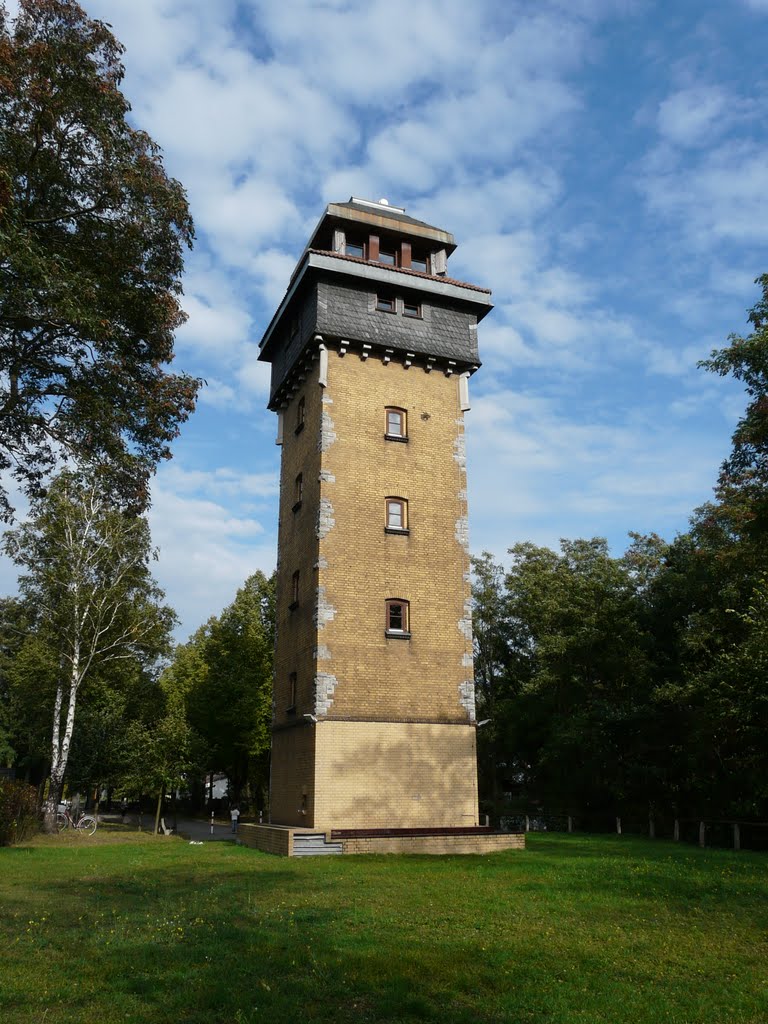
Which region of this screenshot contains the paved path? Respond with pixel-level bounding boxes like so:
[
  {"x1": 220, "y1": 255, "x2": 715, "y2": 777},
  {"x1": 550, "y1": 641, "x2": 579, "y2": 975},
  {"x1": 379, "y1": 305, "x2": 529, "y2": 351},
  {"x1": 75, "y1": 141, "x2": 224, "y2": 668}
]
[
  {"x1": 175, "y1": 817, "x2": 237, "y2": 843},
  {"x1": 100, "y1": 813, "x2": 238, "y2": 843}
]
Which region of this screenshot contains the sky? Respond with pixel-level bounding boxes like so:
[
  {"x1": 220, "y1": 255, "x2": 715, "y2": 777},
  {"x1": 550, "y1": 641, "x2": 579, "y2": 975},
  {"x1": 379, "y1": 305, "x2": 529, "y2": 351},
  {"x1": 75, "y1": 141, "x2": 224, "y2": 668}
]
[{"x1": 4, "y1": 0, "x2": 768, "y2": 640}]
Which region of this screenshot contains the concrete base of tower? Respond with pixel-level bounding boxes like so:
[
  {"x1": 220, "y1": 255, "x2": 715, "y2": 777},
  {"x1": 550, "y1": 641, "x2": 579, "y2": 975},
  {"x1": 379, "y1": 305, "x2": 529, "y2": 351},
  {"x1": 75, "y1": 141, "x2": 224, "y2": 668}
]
[
  {"x1": 270, "y1": 719, "x2": 481, "y2": 831},
  {"x1": 237, "y1": 823, "x2": 526, "y2": 857}
]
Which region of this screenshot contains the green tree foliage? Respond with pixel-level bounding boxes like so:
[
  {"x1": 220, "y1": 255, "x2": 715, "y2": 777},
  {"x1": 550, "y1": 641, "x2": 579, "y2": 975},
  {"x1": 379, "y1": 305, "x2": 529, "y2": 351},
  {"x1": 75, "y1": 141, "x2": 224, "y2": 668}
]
[
  {"x1": 3, "y1": 469, "x2": 175, "y2": 828},
  {"x1": 0, "y1": 777, "x2": 37, "y2": 845},
  {"x1": 504, "y1": 539, "x2": 656, "y2": 815},
  {"x1": 701, "y1": 273, "x2": 768, "y2": 505},
  {"x1": 0, "y1": 616, "x2": 59, "y2": 779},
  {"x1": 65, "y1": 659, "x2": 153, "y2": 804},
  {"x1": 0, "y1": 0, "x2": 200, "y2": 518},
  {"x1": 165, "y1": 572, "x2": 275, "y2": 808},
  {"x1": 471, "y1": 279, "x2": 768, "y2": 824},
  {"x1": 119, "y1": 696, "x2": 193, "y2": 834},
  {"x1": 471, "y1": 552, "x2": 516, "y2": 809},
  {"x1": 0, "y1": 597, "x2": 28, "y2": 768}
]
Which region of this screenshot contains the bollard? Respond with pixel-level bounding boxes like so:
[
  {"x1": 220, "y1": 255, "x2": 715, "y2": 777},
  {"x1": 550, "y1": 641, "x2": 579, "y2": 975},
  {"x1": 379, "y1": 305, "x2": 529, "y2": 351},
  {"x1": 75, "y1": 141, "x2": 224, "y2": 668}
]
[
  {"x1": 649, "y1": 816, "x2": 655, "y2": 839},
  {"x1": 699, "y1": 821, "x2": 705, "y2": 848},
  {"x1": 524, "y1": 814, "x2": 530, "y2": 833},
  {"x1": 616, "y1": 816, "x2": 622, "y2": 835},
  {"x1": 733, "y1": 823, "x2": 740, "y2": 851},
  {"x1": 567, "y1": 815, "x2": 573, "y2": 833},
  {"x1": 210, "y1": 811, "x2": 214, "y2": 836},
  {"x1": 673, "y1": 818, "x2": 680, "y2": 841}
]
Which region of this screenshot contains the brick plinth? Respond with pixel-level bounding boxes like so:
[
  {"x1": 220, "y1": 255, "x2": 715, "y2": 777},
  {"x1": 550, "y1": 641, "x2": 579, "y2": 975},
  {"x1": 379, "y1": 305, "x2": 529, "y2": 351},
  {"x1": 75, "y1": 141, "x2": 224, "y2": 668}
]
[
  {"x1": 237, "y1": 823, "x2": 525, "y2": 857},
  {"x1": 339, "y1": 832, "x2": 525, "y2": 856}
]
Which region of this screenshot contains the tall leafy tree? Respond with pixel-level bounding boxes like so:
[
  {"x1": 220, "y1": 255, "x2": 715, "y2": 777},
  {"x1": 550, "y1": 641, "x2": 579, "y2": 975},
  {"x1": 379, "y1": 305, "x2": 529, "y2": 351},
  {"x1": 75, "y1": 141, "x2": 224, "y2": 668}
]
[
  {"x1": 701, "y1": 273, "x2": 768, "y2": 511},
  {"x1": 471, "y1": 552, "x2": 518, "y2": 810},
  {"x1": 0, "y1": 617, "x2": 58, "y2": 781},
  {"x1": 119, "y1": 692, "x2": 193, "y2": 834},
  {"x1": 169, "y1": 572, "x2": 275, "y2": 808},
  {"x1": 0, "y1": 0, "x2": 199, "y2": 518},
  {"x1": 3, "y1": 470, "x2": 175, "y2": 829},
  {"x1": 502, "y1": 539, "x2": 655, "y2": 817}
]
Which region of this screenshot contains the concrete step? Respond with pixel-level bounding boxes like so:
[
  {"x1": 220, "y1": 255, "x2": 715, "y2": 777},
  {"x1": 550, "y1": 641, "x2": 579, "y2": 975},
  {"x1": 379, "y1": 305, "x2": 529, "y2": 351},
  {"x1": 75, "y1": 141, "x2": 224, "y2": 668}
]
[{"x1": 293, "y1": 833, "x2": 343, "y2": 856}]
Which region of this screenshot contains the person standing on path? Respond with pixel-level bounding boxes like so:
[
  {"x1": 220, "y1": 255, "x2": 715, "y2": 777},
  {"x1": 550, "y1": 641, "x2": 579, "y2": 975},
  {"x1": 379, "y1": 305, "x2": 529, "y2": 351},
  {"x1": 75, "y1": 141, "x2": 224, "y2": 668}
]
[{"x1": 230, "y1": 806, "x2": 240, "y2": 833}]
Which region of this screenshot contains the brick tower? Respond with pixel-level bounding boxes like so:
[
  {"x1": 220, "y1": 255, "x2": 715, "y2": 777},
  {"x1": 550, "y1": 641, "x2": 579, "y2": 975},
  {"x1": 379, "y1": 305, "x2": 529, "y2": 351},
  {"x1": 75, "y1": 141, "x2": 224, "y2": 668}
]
[{"x1": 258, "y1": 198, "x2": 492, "y2": 831}]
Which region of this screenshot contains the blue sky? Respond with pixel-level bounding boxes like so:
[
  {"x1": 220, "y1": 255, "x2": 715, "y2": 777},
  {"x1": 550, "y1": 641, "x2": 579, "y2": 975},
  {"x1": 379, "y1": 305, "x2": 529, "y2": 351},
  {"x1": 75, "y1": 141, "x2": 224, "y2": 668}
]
[{"x1": 5, "y1": 0, "x2": 768, "y2": 639}]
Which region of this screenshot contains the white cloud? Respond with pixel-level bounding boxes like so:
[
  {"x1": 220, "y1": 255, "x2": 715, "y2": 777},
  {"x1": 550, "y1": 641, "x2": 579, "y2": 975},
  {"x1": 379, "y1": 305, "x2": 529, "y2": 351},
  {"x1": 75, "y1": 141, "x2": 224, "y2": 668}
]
[
  {"x1": 198, "y1": 378, "x2": 239, "y2": 409},
  {"x1": 148, "y1": 465, "x2": 278, "y2": 635},
  {"x1": 465, "y1": 386, "x2": 723, "y2": 558},
  {"x1": 177, "y1": 294, "x2": 252, "y2": 356},
  {"x1": 237, "y1": 349, "x2": 272, "y2": 398},
  {"x1": 6, "y1": 0, "x2": 756, "y2": 640},
  {"x1": 640, "y1": 143, "x2": 768, "y2": 246},
  {"x1": 248, "y1": 249, "x2": 299, "y2": 311},
  {"x1": 657, "y1": 85, "x2": 730, "y2": 148}
]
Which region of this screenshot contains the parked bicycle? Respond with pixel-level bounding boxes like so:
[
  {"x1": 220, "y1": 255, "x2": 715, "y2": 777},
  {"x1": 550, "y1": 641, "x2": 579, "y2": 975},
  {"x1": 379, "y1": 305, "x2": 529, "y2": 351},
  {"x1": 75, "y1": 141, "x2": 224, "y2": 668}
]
[{"x1": 56, "y1": 805, "x2": 97, "y2": 836}]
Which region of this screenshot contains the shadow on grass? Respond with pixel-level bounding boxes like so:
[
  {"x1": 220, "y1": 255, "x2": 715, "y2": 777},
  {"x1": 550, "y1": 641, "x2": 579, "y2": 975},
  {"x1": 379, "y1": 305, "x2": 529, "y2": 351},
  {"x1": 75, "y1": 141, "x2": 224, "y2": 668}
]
[{"x1": 2, "y1": 836, "x2": 768, "y2": 1024}]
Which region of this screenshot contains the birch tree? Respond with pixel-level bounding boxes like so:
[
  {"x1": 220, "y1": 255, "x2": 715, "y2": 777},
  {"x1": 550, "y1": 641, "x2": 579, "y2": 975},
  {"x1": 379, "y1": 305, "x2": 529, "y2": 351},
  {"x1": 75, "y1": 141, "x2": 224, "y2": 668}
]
[{"x1": 3, "y1": 470, "x2": 175, "y2": 829}]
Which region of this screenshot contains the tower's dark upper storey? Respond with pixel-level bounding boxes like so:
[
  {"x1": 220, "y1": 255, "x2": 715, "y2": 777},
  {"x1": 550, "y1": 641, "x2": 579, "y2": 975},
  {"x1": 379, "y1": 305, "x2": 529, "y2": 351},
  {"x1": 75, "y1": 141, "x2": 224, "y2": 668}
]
[{"x1": 258, "y1": 198, "x2": 493, "y2": 409}]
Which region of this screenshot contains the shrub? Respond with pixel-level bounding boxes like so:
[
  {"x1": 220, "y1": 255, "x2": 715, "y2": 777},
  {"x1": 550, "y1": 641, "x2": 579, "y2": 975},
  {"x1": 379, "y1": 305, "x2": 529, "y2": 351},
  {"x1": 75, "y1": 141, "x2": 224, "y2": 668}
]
[{"x1": 0, "y1": 778, "x2": 39, "y2": 846}]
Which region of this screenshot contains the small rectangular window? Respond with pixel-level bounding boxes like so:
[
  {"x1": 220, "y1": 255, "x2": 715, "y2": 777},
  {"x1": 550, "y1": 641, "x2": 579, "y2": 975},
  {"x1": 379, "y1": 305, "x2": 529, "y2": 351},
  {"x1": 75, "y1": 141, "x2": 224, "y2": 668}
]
[
  {"x1": 290, "y1": 570, "x2": 300, "y2": 610},
  {"x1": 403, "y1": 301, "x2": 422, "y2": 318},
  {"x1": 387, "y1": 500, "x2": 403, "y2": 530},
  {"x1": 386, "y1": 497, "x2": 408, "y2": 532},
  {"x1": 378, "y1": 248, "x2": 396, "y2": 266},
  {"x1": 295, "y1": 396, "x2": 305, "y2": 434},
  {"x1": 288, "y1": 672, "x2": 297, "y2": 712},
  {"x1": 411, "y1": 254, "x2": 429, "y2": 273},
  {"x1": 376, "y1": 295, "x2": 396, "y2": 313},
  {"x1": 385, "y1": 407, "x2": 407, "y2": 439},
  {"x1": 293, "y1": 473, "x2": 303, "y2": 512},
  {"x1": 386, "y1": 599, "x2": 410, "y2": 637},
  {"x1": 346, "y1": 240, "x2": 365, "y2": 259}
]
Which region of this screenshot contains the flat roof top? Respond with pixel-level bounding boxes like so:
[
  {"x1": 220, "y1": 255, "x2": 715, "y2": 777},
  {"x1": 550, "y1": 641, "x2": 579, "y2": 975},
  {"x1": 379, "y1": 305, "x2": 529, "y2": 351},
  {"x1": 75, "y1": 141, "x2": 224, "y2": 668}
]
[{"x1": 306, "y1": 198, "x2": 457, "y2": 253}]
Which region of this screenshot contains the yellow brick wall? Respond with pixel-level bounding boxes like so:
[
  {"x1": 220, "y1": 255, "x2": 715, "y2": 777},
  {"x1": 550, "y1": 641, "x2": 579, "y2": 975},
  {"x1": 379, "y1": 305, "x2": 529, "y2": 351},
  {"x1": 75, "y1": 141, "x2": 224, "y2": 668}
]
[
  {"x1": 272, "y1": 378, "x2": 322, "y2": 723},
  {"x1": 270, "y1": 725, "x2": 316, "y2": 826},
  {"x1": 238, "y1": 823, "x2": 294, "y2": 856},
  {"x1": 313, "y1": 717, "x2": 478, "y2": 829},
  {"x1": 316, "y1": 353, "x2": 474, "y2": 725},
  {"x1": 270, "y1": 348, "x2": 478, "y2": 830},
  {"x1": 340, "y1": 833, "x2": 525, "y2": 855},
  {"x1": 270, "y1": 372, "x2": 323, "y2": 827}
]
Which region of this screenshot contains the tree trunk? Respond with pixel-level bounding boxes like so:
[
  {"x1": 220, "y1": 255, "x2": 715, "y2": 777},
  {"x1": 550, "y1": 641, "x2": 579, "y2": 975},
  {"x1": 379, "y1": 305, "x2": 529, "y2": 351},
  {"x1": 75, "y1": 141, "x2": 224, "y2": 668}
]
[
  {"x1": 42, "y1": 678, "x2": 65, "y2": 832},
  {"x1": 43, "y1": 775, "x2": 62, "y2": 834},
  {"x1": 153, "y1": 783, "x2": 166, "y2": 835},
  {"x1": 43, "y1": 658, "x2": 81, "y2": 832}
]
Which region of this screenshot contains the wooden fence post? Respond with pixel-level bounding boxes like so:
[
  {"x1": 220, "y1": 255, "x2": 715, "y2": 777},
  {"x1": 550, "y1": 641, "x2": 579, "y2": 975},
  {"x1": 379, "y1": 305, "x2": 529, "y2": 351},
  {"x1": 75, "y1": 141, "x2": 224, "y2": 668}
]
[
  {"x1": 699, "y1": 821, "x2": 706, "y2": 848},
  {"x1": 524, "y1": 815, "x2": 530, "y2": 833},
  {"x1": 733, "y1": 823, "x2": 740, "y2": 851},
  {"x1": 616, "y1": 816, "x2": 622, "y2": 835},
  {"x1": 673, "y1": 818, "x2": 680, "y2": 841}
]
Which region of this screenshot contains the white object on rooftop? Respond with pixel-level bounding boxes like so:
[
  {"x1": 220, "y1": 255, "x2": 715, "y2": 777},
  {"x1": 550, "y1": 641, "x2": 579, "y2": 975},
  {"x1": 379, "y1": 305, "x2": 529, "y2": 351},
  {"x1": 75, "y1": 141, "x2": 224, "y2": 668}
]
[{"x1": 349, "y1": 196, "x2": 406, "y2": 214}]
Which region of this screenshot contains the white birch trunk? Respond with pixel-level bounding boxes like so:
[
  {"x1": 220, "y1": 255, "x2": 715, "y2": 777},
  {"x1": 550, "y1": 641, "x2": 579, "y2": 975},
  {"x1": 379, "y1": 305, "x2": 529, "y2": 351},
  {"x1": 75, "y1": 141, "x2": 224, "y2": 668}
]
[{"x1": 42, "y1": 655, "x2": 82, "y2": 832}]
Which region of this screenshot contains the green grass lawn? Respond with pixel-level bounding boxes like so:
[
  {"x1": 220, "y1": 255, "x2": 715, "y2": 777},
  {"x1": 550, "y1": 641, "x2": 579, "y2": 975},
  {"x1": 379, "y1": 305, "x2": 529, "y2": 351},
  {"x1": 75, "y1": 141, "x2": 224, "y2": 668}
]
[{"x1": 1, "y1": 831, "x2": 766, "y2": 1024}]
